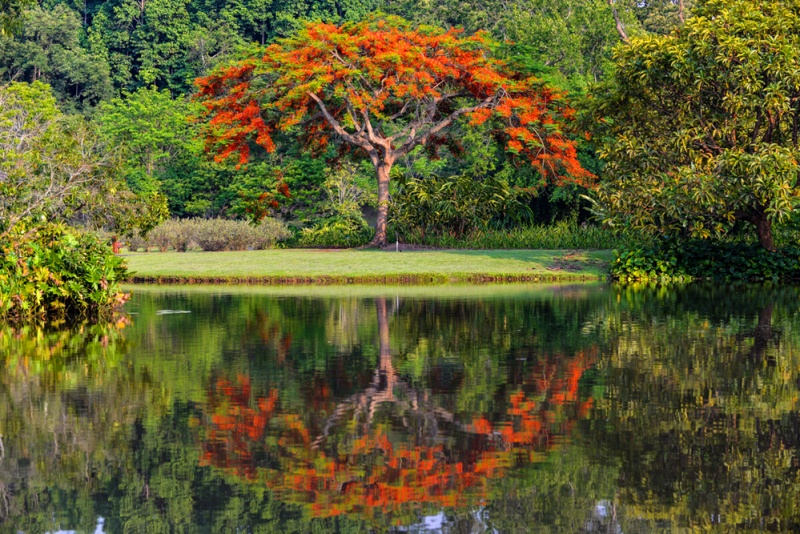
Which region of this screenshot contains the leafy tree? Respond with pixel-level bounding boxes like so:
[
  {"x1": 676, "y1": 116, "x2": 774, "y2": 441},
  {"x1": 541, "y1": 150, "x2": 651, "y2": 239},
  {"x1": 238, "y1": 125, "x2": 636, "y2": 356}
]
[
  {"x1": 196, "y1": 16, "x2": 593, "y2": 246},
  {"x1": 97, "y1": 86, "x2": 200, "y2": 195},
  {"x1": 588, "y1": 0, "x2": 800, "y2": 250},
  {"x1": 0, "y1": 5, "x2": 113, "y2": 109},
  {"x1": 0, "y1": 82, "x2": 106, "y2": 238},
  {"x1": 0, "y1": 81, "x2": 166, "y2": 241},
  {"x1": 0, "y1": 0, "x2": 31, "y2": 36}
]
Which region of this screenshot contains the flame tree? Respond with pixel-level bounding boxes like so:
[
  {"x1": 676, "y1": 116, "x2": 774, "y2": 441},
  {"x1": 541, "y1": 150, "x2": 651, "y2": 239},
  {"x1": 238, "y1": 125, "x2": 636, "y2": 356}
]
[{"x1": 195, "y1": 16, "x2": 593, "y2": 246}]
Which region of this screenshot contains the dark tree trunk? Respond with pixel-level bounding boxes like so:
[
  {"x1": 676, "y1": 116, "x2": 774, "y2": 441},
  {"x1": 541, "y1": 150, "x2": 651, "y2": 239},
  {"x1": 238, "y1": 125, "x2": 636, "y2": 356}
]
[
  {"x1": 375, "y1": 297, "x2": 393, "y2": 390},
  {"x1": 754, "y1": 214, "x2": 774, "y2": 252},
  {"x1": 736, "y1": 211, "x2": 775, "y2": 251}
]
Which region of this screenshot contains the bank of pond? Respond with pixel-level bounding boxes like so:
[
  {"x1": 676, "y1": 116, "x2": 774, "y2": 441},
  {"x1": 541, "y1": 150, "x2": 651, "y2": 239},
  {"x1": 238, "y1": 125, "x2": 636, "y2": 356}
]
[{"x1": 2, "y1": 282, "x2": 800, "y2": 532}]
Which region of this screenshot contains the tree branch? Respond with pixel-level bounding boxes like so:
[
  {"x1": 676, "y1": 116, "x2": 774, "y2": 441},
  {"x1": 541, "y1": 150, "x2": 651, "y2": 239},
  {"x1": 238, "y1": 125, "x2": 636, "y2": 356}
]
[
  {"x1": 307, "y1": 92, "x2": 375, "y2": 154},
  {"x1": 609, "y1": 0, "x2": 630, "y2": 44},
  {"x1": 393, "y1": 92, "x2": 500, "y2": 157}
]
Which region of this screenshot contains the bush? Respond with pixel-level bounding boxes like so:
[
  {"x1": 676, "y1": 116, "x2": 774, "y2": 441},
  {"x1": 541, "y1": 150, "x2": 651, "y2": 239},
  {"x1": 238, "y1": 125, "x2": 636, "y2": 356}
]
[
  {"x1": 388, "y1": 220, "x2": 645, "y2": 250},
  {"x1": 296, "y1": 215, "x2": 374, "y2": 248},
  {"x1": 125, "y1": 232, "x2": 149, "y2": 252},
  {"x1": 0, "y1": 224, "x2": 128, "y2": 320},
  {"x1": 145, "y1": 219, "x2": 198, "y2": 252},
  {"x1": 389, "y1": 174, "x2": 530, "y2": 238},
  {"x1": 133, "y1": 218, "x2": 291, "y2": 252},
  {"x1": 612, "y1": 240, "x2": 800, "y2": 282}
]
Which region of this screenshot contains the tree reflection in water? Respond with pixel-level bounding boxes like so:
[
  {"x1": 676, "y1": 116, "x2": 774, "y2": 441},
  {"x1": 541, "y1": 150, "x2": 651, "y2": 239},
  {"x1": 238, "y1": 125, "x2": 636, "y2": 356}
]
[
  {"x1": 2, "y1": 285, "x2": 800, "y2": 532},
  {"x1": 199, "y1": 297, "x2": 597, "y2": 522}
]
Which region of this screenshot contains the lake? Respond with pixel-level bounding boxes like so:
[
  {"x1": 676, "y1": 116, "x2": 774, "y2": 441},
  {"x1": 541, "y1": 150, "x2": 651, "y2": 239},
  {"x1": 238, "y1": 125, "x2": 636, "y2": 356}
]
[{"x1": 2, "y1": 283, "x2": 800, "y2": 532}]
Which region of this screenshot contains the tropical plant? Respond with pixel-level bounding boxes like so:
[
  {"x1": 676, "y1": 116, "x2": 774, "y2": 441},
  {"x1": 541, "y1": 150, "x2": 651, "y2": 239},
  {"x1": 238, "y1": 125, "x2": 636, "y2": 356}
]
[
  {"x1": 0, "y1": 224, "x2": 128, "y2": 320},
  {"x1": 196, "y1": 16, "x2": 593, "y2": 246},
  {"x1": 611, "y1": 239, "x2": 800, "y2": 281},
  {"x1": 389, "y1": 173, "x2": 530, "y2": 239},
  {"x1": 296, "y1": 214, "x2": 374, "y2": 248}
]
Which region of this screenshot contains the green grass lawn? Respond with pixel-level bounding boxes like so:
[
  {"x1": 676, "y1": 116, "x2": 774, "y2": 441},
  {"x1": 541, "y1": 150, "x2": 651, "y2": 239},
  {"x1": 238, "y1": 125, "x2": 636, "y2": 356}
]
[{"x1": 123, "y1": 248, "x2": 612, "y2": 283}]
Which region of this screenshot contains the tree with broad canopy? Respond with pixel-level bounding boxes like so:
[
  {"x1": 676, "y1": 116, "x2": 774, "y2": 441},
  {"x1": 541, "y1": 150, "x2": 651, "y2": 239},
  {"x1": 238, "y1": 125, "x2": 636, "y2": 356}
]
[
  {"x1": 589, "y1": 0, "x2": 800, "y2": 251},
  {"x1": 195, "y1": 16, "x2": 593, "y2": 246}
]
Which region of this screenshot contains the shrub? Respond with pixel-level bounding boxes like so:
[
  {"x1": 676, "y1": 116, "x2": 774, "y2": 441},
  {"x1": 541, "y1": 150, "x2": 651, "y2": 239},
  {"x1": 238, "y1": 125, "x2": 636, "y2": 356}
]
[
  {"x1": 389, "y1": 174, "x2": 530, "y2": 238},
  {"x1": 612, "y1": 240, "x2": 800, "y2": 282},
  {"x1": 139, "y1": 218, "x2": 291, "y2": 252},
  {"x1": 248, "y1": 218, "x2": 293, "y2": 249},
  {"x1": 147, "y1": 220, "x2": 177, "y2": 252},
  {"x1": 145, "y1": 218, "x2": 199, "y2": 252},
  {"x1": 0, "y1": 224, "x2": 128, "y2": 320},
  {"x1": 296, "y1": 215, "x2": 374, "y2": 248},
  {"x1": 194, "y1": 219, "x2": 257, "y2": 251},
  {"x1": 125, "y1": 232, "x2": 147, "y2": 252},
  {"x1": 388, "y1": 220, "x2": 645, "y2": 250}
]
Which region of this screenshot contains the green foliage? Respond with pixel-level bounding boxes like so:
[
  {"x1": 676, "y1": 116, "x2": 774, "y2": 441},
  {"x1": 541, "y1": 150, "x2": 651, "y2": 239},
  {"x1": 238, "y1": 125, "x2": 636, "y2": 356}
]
[
  {"x1": 320, "y1": 161, "x2": 376, "y2": 218},
  {"x1": 0, "y1": 0, "x2": 31, "y2": 36},
  {"x1": 0, "y1": 224, "x2": 128, "y2": 320},
  {"x1": 588, "y1": 0, "x2": 800, "y2": 250},
  {"x1": 133, "y1": 217, "x2": 291, "y2": 251},
  {"x1": 389, "y1": 174, "x2": 531, "y2": 240},
  {"x1": 0, "y1": 5, "x2": 113, "y2": 110},
  {"x1": 296, "y1": 214, "x2": 375, "y2": 248},
  {"x1": 97, "y1": 86, "x2": 201, "y2": 195},
  {"x1": 389, "y1": 219, "x2": 643, "y2": 250},
  {"x1": 611, "y1": 246, "x2": 689, "y2": 281},
  {"x1": 612, "y1": 240, "x2": 800, "y2": 281}
]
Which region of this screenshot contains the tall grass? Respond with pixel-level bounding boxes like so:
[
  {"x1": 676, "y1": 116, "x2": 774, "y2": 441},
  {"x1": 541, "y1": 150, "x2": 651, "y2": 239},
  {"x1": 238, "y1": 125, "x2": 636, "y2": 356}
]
[{"x1": 389, "y1": 221, "x2": 648, "y2": 250}]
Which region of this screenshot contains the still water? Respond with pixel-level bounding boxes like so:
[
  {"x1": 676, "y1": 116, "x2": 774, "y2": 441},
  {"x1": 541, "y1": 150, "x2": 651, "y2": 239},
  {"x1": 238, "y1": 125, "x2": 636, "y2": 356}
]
[{"x1": 2, "y1": 283, "x2": 800, "y2": 532}]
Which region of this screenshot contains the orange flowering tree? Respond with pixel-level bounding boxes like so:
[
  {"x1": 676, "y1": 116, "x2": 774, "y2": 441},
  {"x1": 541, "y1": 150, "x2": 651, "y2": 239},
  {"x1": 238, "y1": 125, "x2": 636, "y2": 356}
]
[{"x1": 195, "y1": 16, "x2": 593, "y2": 246}]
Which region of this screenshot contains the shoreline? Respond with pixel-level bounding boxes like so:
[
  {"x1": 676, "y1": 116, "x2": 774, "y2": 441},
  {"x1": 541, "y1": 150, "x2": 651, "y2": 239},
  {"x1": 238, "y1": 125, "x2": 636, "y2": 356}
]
[{"x1": 128, "y1": 272, "x2": 606, "y2": 285}]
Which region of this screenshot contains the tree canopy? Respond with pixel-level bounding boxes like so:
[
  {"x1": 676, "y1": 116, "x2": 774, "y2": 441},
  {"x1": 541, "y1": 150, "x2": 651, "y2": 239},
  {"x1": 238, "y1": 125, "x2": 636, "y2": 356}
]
[{"x1": 589, "y1": 0, "x2": 800, "y2": 250}]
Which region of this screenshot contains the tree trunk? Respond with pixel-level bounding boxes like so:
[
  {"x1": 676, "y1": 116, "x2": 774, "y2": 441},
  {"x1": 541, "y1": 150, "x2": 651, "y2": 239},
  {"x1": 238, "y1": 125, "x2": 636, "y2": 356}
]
[
  {"x1": 608, "y1": 0, "x2": 630, "y2": 43},
  {"x1": 737, "y1": 211, "x2": 775, "y2": 251},
  {"x1": 370, "y1": 162, "x2": 391, "y2": 247},
  {"x1": 754, "y1": 214, "x2": 774, "y2": 252}
]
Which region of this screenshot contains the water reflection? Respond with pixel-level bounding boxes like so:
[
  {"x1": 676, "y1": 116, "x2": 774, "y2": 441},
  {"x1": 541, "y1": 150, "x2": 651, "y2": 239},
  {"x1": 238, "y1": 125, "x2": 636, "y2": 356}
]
[{"x1": 1, "y1": 284, "x2": 800, "y2": 532}]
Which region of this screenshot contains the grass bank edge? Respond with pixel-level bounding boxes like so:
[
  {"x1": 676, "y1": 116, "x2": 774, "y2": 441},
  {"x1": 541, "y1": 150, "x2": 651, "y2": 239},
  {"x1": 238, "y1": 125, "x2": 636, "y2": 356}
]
[
  {"x1": 129, "y1": 272, "x2": 607, "y2": 285},
  {"x1": 123, "y1": 249, "x2": 613, "y2": 284}
]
